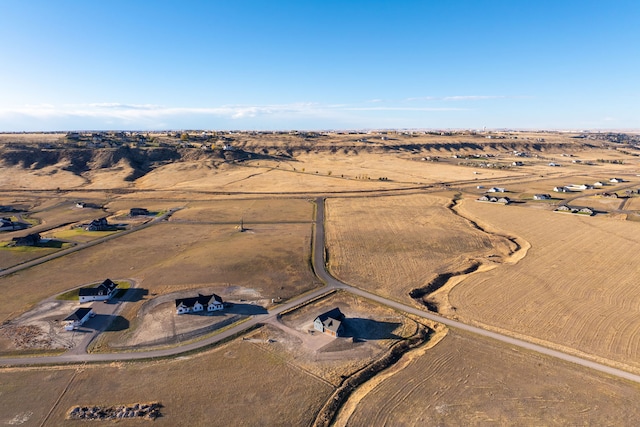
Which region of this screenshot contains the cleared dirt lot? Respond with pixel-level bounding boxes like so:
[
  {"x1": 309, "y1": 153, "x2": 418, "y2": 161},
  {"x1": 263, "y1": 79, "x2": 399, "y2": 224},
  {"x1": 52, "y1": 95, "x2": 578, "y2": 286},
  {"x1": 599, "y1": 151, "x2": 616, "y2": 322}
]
[
  {"x1": 268, "y1": 291, "x2": 423, "y2": 386},
  {"x1": 324, "y1": 194, "x2": 514, "y2": 304},
  {"x1": 343, "y1": 330, "x2": 640, "y2": 426},
  {"x1": 0, "y1": 339, "x2": 333, "y2": 426},
  {"x1": 449, "y1": 198, "x2": 640, "y2": 371}
]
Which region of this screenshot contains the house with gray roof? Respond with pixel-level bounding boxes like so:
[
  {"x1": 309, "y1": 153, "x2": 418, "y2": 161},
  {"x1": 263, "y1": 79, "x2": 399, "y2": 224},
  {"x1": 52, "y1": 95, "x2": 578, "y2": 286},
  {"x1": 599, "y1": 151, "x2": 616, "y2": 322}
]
[
  {"x1": 314, "y1": 307, "x2": 345, "y2": 337},
  {"x1": 175, "y1": 293, "x2": 224, "y2": 314}
]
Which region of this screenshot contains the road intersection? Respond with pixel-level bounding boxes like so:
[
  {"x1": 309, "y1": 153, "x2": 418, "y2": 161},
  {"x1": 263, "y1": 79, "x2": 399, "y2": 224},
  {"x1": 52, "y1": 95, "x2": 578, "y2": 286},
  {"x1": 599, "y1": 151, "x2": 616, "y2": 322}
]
[{"x1": 3, "y1": 198, "x2": 640, "y2": 386}]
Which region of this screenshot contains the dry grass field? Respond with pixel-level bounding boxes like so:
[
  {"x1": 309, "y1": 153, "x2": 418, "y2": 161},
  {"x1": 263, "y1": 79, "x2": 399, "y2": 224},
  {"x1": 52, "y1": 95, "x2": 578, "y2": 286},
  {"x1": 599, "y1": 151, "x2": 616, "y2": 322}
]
[
  {"x1": 0, "y1": 339, "x2": 333, "y2": 426},
  {"x1": 1, "y1": 131, "x2": 640, "y2": 424},
  {"x1": 324, "y1": 194, "x2": 515, "y2": 303},
  {"x1": 342, "y1": 330, "x2": 640, "y2": 426},
  {"x1": 449, "y1": 198, "x2": 640, "y2": 370},
  {"x1": 169, "y1": 198, "x2": 312, "y2": 223},
  {"x1": 0, "y1": 217, "x2": 317, "y2": 327}
]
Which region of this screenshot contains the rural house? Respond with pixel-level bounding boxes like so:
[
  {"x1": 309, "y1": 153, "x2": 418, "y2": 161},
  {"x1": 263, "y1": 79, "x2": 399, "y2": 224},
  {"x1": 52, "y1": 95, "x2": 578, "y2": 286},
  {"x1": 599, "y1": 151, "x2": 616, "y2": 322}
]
[
  {"x1": 314, "y1": 307, "x2": 345, "y2": 337},
  {"x1": 175, "y1": 293, "x2": 224, "y2": 314},
  {"x1": 129, "y1": 208, "x2": 149, "y2": 216},
  {"x1": 533, "y1": 194, "x2": 551, "y2": 200},
  {"x1": 0, "y1": 217, "x2": 18, "y2": 231},
  {"x1": 63, "y1": 308, "x2": 93, "y2": 331},
  {"x1": 78, "y1": 279, "x2": 118, "y2": 303},
  {"x1": 86, "y1": 217, "x2": 109, "y2": 231},
  {"x1": 11, "y1": 233, "x2": 41, "y2": 246}
]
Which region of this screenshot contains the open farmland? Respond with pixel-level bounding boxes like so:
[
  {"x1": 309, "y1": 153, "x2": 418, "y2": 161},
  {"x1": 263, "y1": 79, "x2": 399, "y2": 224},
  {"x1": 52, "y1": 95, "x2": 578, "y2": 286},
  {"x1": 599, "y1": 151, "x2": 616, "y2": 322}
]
[
  {"x1": 169, "y1": 197, "x2": 312, "y2": 223},
  {"x1": 324, "y1": 194, "x2": 515, "y2": 304},
  {"x1": 0, "y1": 339, "x2": 333, "y2": 426},
  {"x1": 448, "y1": 198, "x2": 640, "y2": 371},
  {"x1": 1, "y1": 131, "x2": 640, "y2": 424},
  {"x1": 341, "y1": 330, "x2": 640, "y2": 426}
]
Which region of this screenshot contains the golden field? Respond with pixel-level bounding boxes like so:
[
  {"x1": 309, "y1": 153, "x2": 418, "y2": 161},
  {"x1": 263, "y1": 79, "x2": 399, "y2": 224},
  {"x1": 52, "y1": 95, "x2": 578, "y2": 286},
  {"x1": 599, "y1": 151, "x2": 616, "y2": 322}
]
[
  {"x1": 0, "y1": 339, "x2": 332, "y2": 426},
  {"x1": 449, "y1": 198, "x2": 640, "y2": 370},
  {"x1": 1, "y1": 131, "x2": 640, "y2": 424},
  {"x1": 341, "y1": 330, "x2": 640, "y2": 426},
  {"x1": 324, "y1": 194, "x2": 515, "y2": 303}
]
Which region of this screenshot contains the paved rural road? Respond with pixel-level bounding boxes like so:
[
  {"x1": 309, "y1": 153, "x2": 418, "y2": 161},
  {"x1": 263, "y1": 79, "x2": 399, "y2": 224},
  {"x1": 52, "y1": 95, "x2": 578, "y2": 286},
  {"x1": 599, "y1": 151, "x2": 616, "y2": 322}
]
[{"x1": 4, "y1": 198, "x2": 640, "y2": 386}]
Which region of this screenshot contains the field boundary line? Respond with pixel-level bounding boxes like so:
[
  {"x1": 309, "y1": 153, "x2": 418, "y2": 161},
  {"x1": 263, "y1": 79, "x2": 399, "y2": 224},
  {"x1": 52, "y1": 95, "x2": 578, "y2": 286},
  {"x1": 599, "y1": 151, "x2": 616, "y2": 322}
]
[{"x1": 39, "y1": 366, "x2": 80, "y2": 427}]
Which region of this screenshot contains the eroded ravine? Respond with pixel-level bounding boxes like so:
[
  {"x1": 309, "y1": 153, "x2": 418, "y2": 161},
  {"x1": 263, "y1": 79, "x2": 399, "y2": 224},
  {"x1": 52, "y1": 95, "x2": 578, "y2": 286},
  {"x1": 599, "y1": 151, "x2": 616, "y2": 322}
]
[{"x1": 409, "y1": 194, "x2": 530, "y2": 314}]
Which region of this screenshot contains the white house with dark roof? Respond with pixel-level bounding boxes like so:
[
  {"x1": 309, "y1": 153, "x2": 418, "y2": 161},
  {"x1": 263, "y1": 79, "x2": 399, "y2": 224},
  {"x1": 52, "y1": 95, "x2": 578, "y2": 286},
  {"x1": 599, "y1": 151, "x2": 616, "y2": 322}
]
[
  {"x1": 64, "y1": 308, "x2": 93, "y2": 331},
  {"x1": 78, "y1": 279, "x2": 118, "y2": 303},
  {"x1": 533, "y1": 194, "x2": 551, "y2": 200},
  {"x1": 175, "y1": 293, "x2": 224, "y2": 314},
  {"x1": 314, "y1": 307, "x2": 345, "y2": 337}
]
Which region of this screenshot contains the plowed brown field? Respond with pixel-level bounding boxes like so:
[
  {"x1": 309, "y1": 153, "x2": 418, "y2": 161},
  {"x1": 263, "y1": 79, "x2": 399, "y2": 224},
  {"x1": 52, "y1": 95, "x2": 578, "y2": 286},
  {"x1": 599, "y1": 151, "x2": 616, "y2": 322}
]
[
  {"x1": 450, "y1": 198, "x2": 640, "y2": 370},
  {"x1": 343, "y1": 330, "x2": 640, "y2": 426},
  {"x1": 0, "y1": 339, "x2": 332, "y2": 426},
  {"x1": 324, "y1": 194, "x2": 514, "y2": 303}
]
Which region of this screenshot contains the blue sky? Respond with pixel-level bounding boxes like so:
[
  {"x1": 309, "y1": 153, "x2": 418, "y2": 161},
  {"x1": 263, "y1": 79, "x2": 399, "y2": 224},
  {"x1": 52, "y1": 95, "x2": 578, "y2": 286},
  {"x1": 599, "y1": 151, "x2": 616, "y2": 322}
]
[{"x1": 0, "y1": 1, "x2": 638, "y2": 131}]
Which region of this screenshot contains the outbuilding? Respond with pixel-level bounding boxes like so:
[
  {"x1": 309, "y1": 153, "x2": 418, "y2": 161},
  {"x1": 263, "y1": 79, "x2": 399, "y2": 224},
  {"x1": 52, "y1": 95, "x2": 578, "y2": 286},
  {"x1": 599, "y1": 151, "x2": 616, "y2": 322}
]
[{"x1": 64, "y1": 308, "x2": 93, "y2": 331}]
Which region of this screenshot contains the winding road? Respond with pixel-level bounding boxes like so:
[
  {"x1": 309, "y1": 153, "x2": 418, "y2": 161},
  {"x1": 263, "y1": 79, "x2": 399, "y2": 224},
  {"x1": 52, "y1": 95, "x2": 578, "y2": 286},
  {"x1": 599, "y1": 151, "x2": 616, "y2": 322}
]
[{"x1": 3, "y1": 198, "x2": 640, "y2": 387}]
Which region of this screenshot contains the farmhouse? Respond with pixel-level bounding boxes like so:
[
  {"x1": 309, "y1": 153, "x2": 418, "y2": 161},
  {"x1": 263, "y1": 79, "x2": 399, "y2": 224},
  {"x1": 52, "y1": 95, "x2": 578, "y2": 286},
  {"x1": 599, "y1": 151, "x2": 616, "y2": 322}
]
[
  {"x1": 487, "y1": 187, "x2": 506, "y2": 193},
  {"x1": 313, "y1": 307, "x2": 345, "y2": 337},
  {"x1": 78, "y1": 279, "x2": 118, "y2": 303},
  {"x1": 86, "y1": 217, "x2": 109, "y2": 231},
  {"x1": 11, "y1": 233, "x2": 41, "y2": 246},
  {"x1": 567, "y1": 184, "x2": 593, "y2": 191},
  {"x1": 554, "y1": 186, "x2": 570, "y2": 193},
  {"x1": 175, "y1": 293, "x2": 224, "y2": 314},
  {"x1": 63, "y1": 308, "x2": 93, "y2": 331},
  {"x1": 477, "y1": 195, "x2": 510, "y2": 204},
  {"x1": 610, "y1": 178, "x2": 623, "y2": 183},
  {"x1": 554, "y1": 205, "x2": 594, "y2": 216},
  {"x1": 533, "y1": 194, "x2": 551, "y2": 200},
  {"x1": 129, "y1": 208, "x2": 149, "y2": 216},
  {"x1": 0, "y1": 217, "x2": 19, "y2": 231}
]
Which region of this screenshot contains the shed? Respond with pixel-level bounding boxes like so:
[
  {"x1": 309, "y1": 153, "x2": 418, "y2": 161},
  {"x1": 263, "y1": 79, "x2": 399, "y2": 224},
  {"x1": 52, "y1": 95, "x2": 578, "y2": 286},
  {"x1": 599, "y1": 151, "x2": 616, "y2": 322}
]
[{"x1": 64, "y1": 308, "x2": 93, "y2": 331}]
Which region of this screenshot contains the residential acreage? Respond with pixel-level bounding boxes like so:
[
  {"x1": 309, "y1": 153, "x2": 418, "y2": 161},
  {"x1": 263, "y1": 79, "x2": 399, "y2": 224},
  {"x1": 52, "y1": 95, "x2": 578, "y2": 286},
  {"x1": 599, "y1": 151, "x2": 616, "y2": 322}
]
[{"x1": 2, "y1": 130, "x2": 640, "y2": 425}]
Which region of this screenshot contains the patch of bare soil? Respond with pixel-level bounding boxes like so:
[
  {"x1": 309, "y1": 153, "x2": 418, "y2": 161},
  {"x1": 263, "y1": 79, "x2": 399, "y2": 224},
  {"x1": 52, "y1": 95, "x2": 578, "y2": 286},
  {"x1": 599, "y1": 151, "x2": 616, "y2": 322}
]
[
  {"x1": 111, "y1": 286, "x2": 266, "y2": 348},
  {"x1": 252, "y1": 291, "x2": 421, "y2": 386},
  {"x1": 0, "y1": 300, "x2": 81, "y2": 352}
]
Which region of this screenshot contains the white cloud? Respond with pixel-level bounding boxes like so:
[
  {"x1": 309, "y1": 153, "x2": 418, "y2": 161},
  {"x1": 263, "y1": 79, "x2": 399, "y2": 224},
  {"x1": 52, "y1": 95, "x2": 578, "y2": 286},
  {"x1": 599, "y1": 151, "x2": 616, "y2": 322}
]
[
  {"x1": 0, "y1": 100, "x2": 476, "y2": 131},
  {"x1": 404, "y1": 95, "x2": 506, "y2": 102},
  {"x1": 0, "y1": 101, "x2": 469, "y2": 123}
]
